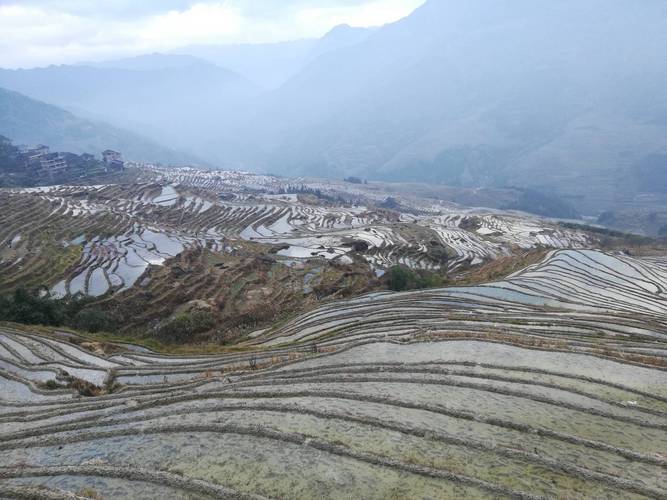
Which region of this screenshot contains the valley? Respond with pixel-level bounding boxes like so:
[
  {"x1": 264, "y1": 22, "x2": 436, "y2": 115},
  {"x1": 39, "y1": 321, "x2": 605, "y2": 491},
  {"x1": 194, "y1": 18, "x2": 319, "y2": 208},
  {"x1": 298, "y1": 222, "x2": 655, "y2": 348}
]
[{"x1": 1, "y1": 1, "x2": 666, "y2": 497}]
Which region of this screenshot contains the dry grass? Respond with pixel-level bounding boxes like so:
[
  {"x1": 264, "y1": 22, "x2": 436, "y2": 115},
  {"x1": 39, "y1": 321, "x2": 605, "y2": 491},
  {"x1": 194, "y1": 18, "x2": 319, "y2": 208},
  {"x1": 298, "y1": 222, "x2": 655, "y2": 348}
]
[
  {"x1": 593, "y1": 347, "x2": 667, "y2": 368},
  {"x1": 418, "y1": 330, "x2": 667, "y2": 368},
  {"x1": 452, "y1": 249, "x2": 549, "y2": 286},
  {"x1": 77, "y1": 487, "x2": 103, "y2": 499},
  {"x1": 417, "y1": 330, "x2": 569, "y2": 351}
]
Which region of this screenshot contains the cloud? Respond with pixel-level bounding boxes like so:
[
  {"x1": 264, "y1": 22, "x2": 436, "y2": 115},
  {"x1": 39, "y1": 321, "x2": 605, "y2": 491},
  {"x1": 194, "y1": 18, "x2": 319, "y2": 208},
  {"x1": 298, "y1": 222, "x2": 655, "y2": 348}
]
[
  {"x1": 0, "y1": 0, "x2": 426, "y2": 68},
  {"x1": 139, "y1": 3, "x2": 243, "y2": 45},
  {"x1": 0, "y1": 5, "x2": 95, "y2": 67},
  {"x1": 296, "y1": 0, "x2": 424, "y2": 30},
  {"x1": 1, "y1": 1, "x2": 197, "y2": 19}
]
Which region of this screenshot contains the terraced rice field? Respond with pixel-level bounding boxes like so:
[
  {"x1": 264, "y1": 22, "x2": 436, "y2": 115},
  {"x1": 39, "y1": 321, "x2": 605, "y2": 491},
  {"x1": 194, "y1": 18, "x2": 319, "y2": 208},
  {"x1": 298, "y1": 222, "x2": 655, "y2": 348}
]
[
  {"x1": 0, "y1": 172, "x2": 590, "y2": 297},
  {"x1": 1, "y1": 249, "x2": 665, "y2": 499}
]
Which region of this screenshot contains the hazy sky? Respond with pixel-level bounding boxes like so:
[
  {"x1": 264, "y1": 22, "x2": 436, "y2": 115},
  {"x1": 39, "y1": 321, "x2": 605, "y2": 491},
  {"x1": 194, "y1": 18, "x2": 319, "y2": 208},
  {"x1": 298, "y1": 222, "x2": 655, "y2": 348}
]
[{"x1": 0, "y1": 0, "x2": 425, "y2": 68}]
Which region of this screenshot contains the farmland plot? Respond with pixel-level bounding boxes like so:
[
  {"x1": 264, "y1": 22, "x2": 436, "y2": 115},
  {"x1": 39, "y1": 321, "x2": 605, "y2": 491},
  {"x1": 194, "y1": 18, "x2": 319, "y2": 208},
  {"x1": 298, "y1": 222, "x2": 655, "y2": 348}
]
[
  {"x1": 1, "y1": 249, "x2": 666, "y2": 499},
  {"x1": 0, "y1": 169, "x2": 591, "y2": 298}
]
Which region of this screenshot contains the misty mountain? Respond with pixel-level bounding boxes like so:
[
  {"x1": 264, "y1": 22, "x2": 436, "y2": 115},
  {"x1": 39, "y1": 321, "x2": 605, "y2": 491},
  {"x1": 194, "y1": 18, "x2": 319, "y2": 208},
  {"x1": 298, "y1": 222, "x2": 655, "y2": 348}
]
[
  {"x1": 234, "y1": 0, "x2": 667, "y2": 216},
  {"x1": 82, "y1": 53, "x2": 211, "y2": 71},
  {"x1": 178, "y1": 39, "x2": 317, "y2": 90},
  {"x1": 1, "y1": 0, "x2": 666, "y2": 216},
  {"x1": 305, "y1": 24, "x2": 377, "y2": 67},
  {"x1": 179, "y1": 25, "x2": 375, "y2": 89},
  {"x1": 0, "y1": 87, "x2": 203, "y2": 165},
  {"x1": 0, "y1": 59, "x2": 259, "y2": 163}
]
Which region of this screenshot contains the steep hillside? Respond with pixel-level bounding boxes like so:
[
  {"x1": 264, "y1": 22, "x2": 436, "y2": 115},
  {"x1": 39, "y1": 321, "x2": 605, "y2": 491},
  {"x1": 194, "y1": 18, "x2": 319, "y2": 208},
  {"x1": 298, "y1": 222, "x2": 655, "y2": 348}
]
[
  {"x1": 0, "y1": 87, "x2": 204, "y2": 166},
  {"x1": 2, "y1": 1, "x2": 666, "y2": 216},
  {"x1": 306, "y1": 24, "x2": 376, "y2": 65},
  {"x1": 235, "y1": 0, "x2": 667, "y2": 214}
]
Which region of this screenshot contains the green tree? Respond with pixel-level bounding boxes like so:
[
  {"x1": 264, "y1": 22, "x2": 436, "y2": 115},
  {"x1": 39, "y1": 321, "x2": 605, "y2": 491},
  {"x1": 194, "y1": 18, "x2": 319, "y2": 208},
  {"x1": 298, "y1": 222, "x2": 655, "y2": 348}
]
[
  {"x1": 386, "y1": 266, "x2": 444, "y2": 292},
  {"x1": 0, "y1": 288, "x2": 65, "y2": 326}
]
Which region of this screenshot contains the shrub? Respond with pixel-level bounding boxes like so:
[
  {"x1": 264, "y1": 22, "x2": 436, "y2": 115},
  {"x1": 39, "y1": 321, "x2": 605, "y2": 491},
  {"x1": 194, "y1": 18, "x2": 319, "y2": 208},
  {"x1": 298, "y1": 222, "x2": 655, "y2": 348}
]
[
  {"x1": 72, "y1": 308, "x2": 117, "y2": 333},
  {"x1": 77, "y1": 487, "x2": 103, "y2": 499},
  {"x1": 0, "y1": 288, "x2": 118, "y2": 333},
  {"x1": 387, "y1": 266, "x2": 413, "y2": 291},
  {"x1": 156, "y1": 310, "x2": 216, "y2": 343},
  {"x1": 386, "y1": 266, "x2": 444, "y2": 292},
  {"x1": 0, "y1": 288, "x2": 65, "y2": 326},
  {"x1": 104, "y1": 368, "x2": 119, "y2": 393}
]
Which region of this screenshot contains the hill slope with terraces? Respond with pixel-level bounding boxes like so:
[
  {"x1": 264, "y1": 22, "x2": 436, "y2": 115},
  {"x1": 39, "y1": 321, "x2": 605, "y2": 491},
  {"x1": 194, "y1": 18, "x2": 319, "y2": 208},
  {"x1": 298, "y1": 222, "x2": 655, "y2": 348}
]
[
  {"x1": 0, "y1": 166, "x2": 599, "y2": 341},
  {"x1": 1, "y1": 249, "x2": 666, "y2": 499}
]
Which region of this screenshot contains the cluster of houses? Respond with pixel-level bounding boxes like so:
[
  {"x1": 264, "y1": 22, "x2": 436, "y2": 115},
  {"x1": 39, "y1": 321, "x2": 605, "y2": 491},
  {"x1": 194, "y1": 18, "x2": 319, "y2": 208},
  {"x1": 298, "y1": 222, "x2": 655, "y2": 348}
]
[
  {"x1": 21, "y1": 145, "x2": 125, "y2": 177},
  {"x1": 23, "y1": 144, "x2": 67, "y2": 176},
  {"x1": 101, "y1": 149, "x2": 124, "y2": 170}
]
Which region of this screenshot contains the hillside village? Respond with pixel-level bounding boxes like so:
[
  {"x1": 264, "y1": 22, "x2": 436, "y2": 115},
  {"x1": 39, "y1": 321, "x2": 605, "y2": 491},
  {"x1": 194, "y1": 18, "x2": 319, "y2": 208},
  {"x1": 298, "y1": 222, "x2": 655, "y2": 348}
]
[{"x1": 0, "y1": 135, "x2": 124, "y2": 187}]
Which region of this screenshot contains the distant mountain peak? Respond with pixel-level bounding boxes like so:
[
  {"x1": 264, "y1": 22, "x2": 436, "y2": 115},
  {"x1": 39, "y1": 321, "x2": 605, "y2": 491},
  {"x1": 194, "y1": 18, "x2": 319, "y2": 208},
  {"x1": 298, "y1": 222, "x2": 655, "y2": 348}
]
[
  {"x1": 310, "y1": 24, "x2": 376, "y2": 60},
  {"x1": 323, "y1": 23, "x2": 376, "y2": 38},
  {"x1": 324, "y1": 23, "x2": 354, "y2": 34}
]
